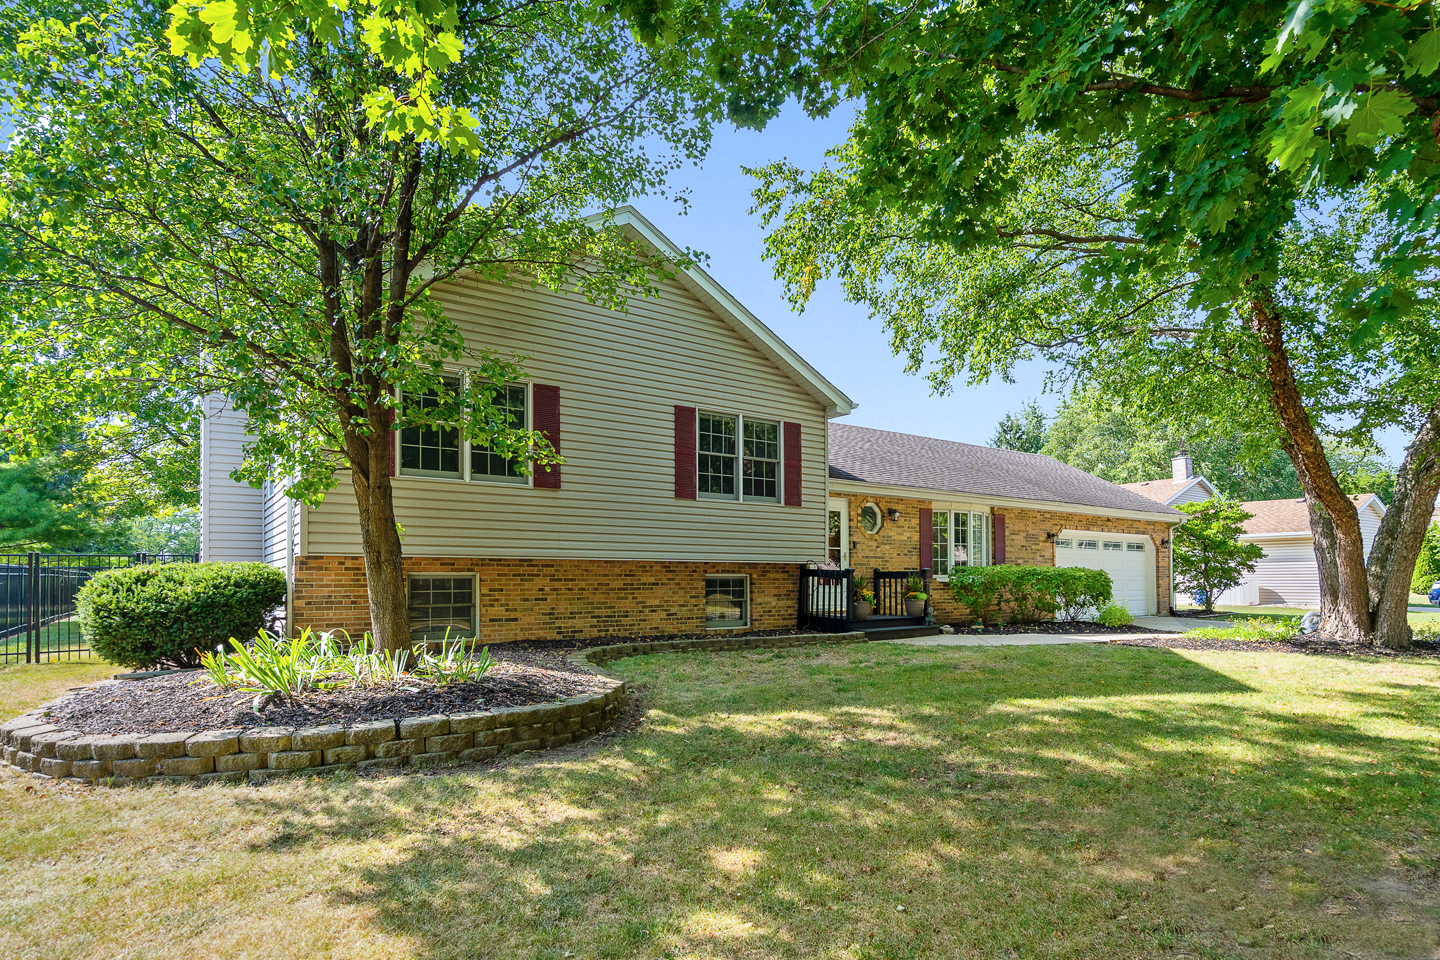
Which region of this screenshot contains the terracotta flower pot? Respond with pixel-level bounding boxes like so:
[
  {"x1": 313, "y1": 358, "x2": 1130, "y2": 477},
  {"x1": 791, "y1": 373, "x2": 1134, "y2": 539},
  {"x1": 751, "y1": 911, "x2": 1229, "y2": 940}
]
[
  {"x1": 904, "y1": 597, "x2": 926, "y2": 618},
  {"x1": 853, "y1": 601, "x2": 872, "y2": 621}
]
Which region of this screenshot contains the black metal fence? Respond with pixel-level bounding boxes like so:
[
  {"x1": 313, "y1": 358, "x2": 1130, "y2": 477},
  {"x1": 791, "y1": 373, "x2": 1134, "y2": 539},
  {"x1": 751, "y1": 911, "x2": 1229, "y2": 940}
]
[
  {"x1": 1, "y1": 553, "x2": 199, "y2": 664},
  {"x1": 873, "y1": 568, "x2": 931, "y2": 618},
  {"x1": 798, "y1": 567, "x2": 854, "y2": 633}
]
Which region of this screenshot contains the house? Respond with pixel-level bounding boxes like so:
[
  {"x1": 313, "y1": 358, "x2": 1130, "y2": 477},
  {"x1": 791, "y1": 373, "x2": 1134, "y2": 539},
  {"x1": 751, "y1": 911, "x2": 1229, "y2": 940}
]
[
  {"x1": 827, "y1": 426, "x2": 1185, "y2": 618},
  {"x1": 1211, "y1": 495, "x2": 1387, "y2": 608},
  {"x1": 199, "y1": 208, "x2": 1184, "y2": 640},
  {"x1": 1116, "y1": 452, "x2": 1218, "y2": 508}
]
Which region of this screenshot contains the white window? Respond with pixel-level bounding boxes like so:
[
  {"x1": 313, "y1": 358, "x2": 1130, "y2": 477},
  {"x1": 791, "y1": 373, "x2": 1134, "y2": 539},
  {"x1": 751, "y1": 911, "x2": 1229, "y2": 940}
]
[
  {"x1": 705, "y1": 575, "x2": 749, "y2": 628},
  {"x1": 1077, "y1": 539, "x2": 1099, "y2": 551},
  {"x1": 932, "y1": 509, "x2": 989, "y2": 577},
  {"x1": 1126, "y1": 542, "x2": 1146, "y2": 553},
  {"x1": 399, "y1": 375, "x2": 531, "y2": 485},
  {"x1": 698, "y1": 412, "x2": 782, "y2": 503},
  {"x1": 1055, "y1": 538, "x2": 1073, "y2": 549},
  {"x1": 1104, "y1": 541, "x2": 1124, "y2": 552},
  {"x1": 407, "y1": 574, "x2": 477, "y2": 642}
]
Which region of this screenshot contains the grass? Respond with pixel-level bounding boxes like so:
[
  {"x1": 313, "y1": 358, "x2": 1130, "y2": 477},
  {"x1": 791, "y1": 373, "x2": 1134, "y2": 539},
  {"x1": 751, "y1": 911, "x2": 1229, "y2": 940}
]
[
  {"x1": 0, "y1": 619, "x2": 92, "y2": 660},
  {"x1": 1181, "y1": 603, "x2": 1440, "y2": 633},
  {"x1": 3, "y1": 644, "x2": 1439, "y2": 959}
]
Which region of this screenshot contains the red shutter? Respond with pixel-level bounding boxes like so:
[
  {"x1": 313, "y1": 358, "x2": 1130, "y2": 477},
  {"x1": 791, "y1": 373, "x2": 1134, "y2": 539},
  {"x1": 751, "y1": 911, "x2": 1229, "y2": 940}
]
[
  {"x1": 783, "y1": 421, "x2": 802, "y2": 506},
  {"x1": 919, "y1": 507, "x2": 932, "y2": 571},
  {"x1": 674, "y1": 405, "x2": 697, "y2": 499},
  {"x1": 993, "y1": 513, "x2": 1006, "y2": 564},
  {"x1": 532, "y1": 384, "x2": 561, "y2": 489}
]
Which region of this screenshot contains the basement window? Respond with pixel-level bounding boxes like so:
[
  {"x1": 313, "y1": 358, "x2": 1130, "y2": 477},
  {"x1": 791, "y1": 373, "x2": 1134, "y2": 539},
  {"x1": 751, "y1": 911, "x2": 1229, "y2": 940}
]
[
  {"x1": 705, "y1": 575, "x2": 749, "y2": 629},
  {"x1": 407, "y1": 574, "x2": 477, "y2": 643}
]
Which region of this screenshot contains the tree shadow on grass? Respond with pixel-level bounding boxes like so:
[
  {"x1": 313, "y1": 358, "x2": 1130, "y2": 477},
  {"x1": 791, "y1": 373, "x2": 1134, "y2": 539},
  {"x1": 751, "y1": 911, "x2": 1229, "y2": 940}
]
[{"x1": 236, "y1": 645, "x2": 1440, "y2": 960}]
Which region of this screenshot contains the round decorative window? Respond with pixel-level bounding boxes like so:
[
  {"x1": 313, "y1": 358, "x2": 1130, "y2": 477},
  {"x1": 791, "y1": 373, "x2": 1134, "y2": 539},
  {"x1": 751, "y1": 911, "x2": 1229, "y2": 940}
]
[{"x1": 858, "y1": 502, "x2": 883, "y2": 535}]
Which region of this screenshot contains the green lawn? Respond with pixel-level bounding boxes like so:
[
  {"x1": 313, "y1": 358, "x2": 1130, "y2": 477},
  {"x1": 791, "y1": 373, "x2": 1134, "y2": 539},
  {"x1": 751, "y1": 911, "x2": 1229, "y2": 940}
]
[
  {"x1": 2, "y1": 644, "x2": 1438, "y2": 959},
  {"x1": 1179, "y1": 603, "x2": 1440, "y2": 633},
  {"x1": 0, "y1": 619, "x2": 93, "y2": 661}
]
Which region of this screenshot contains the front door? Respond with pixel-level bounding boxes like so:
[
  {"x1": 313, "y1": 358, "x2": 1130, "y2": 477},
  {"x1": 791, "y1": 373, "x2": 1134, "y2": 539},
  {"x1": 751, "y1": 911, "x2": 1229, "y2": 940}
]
[{"x1": 827, "y1": 498, "x2": 849, "y2": 569}]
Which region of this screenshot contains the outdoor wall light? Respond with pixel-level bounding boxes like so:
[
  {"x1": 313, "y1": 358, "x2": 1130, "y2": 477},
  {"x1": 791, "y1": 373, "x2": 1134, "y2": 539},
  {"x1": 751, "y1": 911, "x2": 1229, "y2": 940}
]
[
  {"x1": 1045, "y1": 531, "x2": 1058, "y2": 541},
  {"x1": 1160, "y1": 538, "x2": 1170, "y2": 546},
  {"x1": 886, "y1": 508, "x2": 901, "y2": 521}
]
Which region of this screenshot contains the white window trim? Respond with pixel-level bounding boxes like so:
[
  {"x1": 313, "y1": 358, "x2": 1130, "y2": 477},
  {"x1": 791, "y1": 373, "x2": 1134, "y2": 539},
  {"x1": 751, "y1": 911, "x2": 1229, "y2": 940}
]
[
  {"x1": 406, "y1": 571, "x2": 480, "y2": 642},
  {"x1": 930, "y1": 506, "x2": 992, "y2": 582},
  {"x1": 396, "y1": 373, "x2": 533, "y2": 488},
  {"x1": 704, "y1": 573, "x2": 751, "y2": 630},
  {"x1": 696, "y1": 410, "x2": 783, "y2": 505},
  {"x1": 858, "y1": 500, "x2": 884, "y2": 535}
]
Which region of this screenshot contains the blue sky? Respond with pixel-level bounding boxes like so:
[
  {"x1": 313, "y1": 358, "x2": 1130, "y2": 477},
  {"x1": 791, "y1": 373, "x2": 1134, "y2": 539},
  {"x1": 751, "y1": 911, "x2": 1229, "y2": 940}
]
[{"x1": 636, "y1": 104, "x2": 1059, "y2": 450}]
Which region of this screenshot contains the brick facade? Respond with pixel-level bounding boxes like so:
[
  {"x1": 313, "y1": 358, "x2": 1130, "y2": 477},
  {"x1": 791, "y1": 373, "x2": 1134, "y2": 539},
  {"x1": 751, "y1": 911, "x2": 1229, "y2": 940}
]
[
  {"x1": 842, "y1": 494, "x2": 1173, "y2": 624},
  {"x1": 292, "y1": 556, "x2": 801, "y2": 644}
]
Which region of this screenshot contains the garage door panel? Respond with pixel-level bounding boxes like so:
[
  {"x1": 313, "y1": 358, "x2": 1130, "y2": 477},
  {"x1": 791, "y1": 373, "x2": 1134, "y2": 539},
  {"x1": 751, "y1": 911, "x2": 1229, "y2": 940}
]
[{"x1": 1055, "y1": 533, "x2": 1151, "y2": 617}]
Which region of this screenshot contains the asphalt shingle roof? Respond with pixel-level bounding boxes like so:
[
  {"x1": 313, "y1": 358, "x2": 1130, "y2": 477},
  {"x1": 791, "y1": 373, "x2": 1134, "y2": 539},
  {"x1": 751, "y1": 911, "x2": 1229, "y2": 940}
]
[
  {"x1": 1239, "y1": 495, "x2": 1380, "y2": 536},
  {"x1": 828, "y1": 423, "x2": 1183, "y2": 518}
]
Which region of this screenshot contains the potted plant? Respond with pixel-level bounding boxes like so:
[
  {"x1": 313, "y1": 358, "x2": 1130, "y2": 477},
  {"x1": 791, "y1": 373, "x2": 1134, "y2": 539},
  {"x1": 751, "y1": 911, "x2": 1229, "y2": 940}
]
[
  {"x1": 853, "y1": 575, "x2": 874, "y2": 621},
  {"x1": 903, "y1": 575, "x2": 927, "y2": 618}
]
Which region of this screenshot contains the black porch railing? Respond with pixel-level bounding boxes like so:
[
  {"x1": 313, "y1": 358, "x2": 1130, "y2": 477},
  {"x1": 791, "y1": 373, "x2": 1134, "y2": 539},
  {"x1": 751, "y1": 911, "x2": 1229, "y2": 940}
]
[
  {"x1": 873, "y1": 567, "x2": 932, "y2": 618},
  {"x1": 1, "y1": 552, "x2": 199, "y2": 664},
  {"x1": 798, "y1": 567, "x2": 854, "y2": 633}
]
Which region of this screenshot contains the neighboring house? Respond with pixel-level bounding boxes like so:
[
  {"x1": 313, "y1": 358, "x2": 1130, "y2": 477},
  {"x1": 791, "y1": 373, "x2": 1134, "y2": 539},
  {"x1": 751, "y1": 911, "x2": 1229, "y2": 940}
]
[
  {"x1": 198, "y1": 207, "x2": 1186, "y2": 640},
  {"x1": 827, "y1": 425, "x2": 1185, "y2": 618},
  {"x1": 1116, "y1": 453, "x2": 1218, "y2": 508},
  {"x1": 200, "y1": 208, "x2": 855, "y2": 643},
  {"x1": 1211, "y1": 495, "x2": 1387, "y2": 608}
]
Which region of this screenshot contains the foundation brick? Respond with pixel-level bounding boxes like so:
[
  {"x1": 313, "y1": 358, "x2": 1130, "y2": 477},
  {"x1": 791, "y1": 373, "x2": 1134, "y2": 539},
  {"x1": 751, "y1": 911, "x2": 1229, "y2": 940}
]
[
  {"x1": 373, "y1": 739, "x2": 420, "y2": 759},
  {"x1": 425, "y1": 733, "x2": 472, "y2": 754},
  {"x1": 71, "y1": 759, "x2": 110, "y2": 778},
  {"x1": 161, "y1": 755, "x2": 214, "y2": 777},
  {"x1": 135, "y1": 733, "x2": 192, "y2": 759},
  {"x1": 186, "y1": 730, "x2": 241, "y2": 757},
  {"x1": 397, "y1": 715, "x2": 449, "y2": 739},
  {"x1": 215, "y1": 752, "x2": 266, "y2": 773},
  {"x1": 39, "y1": 757, "x2": 71, "y2": 778},
  {"x1": 239, "y1": 727, "x2": 292, "y2": 753},
  {"x1": 345, "y1": 721, "x2": 396, "y2": 746},
  {"x1": 112, "y1": 757, "x2": 160, "y2": 778},
  {"x1": 29, "y1": 731, "x2": 81, "y2": 759},
  {"x1": 91, "y1": 738, "x2": 138, "y2": 761},
  {"x1": 268, "y1": 750, "x2": 321, "y2": 770},
  {"x1": 445, "y1": 711, "x2": 496, "y2": 734}
]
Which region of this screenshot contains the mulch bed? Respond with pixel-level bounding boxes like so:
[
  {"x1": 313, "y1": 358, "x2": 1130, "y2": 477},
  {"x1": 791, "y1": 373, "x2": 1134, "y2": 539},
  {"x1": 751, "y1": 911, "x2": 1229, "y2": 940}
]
[
  {"x1": 47, "y1": 660, "x2": 612, "y2": 736},
  {"x1": 1114, "y1": 633, "x2": 1440, "y2": 659},
  {"x1": 937, "y1": 620, "x2": 1167, "y2": 636},
  {"x1": 42, "y1": 630, "x2": 817, "y2": 736}
]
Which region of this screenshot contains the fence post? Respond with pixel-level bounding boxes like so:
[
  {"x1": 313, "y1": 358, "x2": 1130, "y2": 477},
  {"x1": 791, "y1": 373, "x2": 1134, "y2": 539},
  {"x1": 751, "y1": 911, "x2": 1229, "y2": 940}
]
[
  {"x1": 843, "y1": 568, "x2": 855, "y2": 632},
  {"x1": 25, "y1": 552, "x2": 38, "y2": 664}
]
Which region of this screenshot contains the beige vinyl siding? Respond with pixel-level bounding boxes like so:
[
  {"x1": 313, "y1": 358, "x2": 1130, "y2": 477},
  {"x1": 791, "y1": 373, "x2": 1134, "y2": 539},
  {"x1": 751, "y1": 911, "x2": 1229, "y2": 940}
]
[
  {"x1": 1169, "y1": 479, "x2": 1216, "y2": 506},
  {"x1": 1222, "y1": 501, "x2": 1385, "y2": 608},
  {"x1": 198, "y1": 395, "x2": 264, "y2": 562},
  {"x1": 305, "y1": 276, "x2": 831, "y2": 563}
]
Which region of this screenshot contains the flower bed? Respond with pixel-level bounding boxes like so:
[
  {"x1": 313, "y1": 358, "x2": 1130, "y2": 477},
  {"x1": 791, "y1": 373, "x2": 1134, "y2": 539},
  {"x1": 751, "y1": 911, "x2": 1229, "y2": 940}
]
[{"x1": 0, "y1": 629, "x2": 873, "y2": 786}]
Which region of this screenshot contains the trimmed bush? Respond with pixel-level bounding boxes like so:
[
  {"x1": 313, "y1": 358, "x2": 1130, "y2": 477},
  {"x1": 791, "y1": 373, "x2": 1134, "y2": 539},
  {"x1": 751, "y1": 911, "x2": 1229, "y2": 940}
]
[
  {"x1": 1096, "y1": 604, "x2": 1134, "y2": 628},
  {"x1": 947, "y1": 565, "x2": 1112, "y2": 626},
  {"x1": 77, "y1": 562, "x2": 287, "y2": 669}
]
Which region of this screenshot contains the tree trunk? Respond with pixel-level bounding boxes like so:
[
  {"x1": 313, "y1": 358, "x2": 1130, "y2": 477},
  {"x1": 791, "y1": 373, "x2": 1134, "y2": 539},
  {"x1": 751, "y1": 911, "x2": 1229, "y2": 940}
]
[
  {"x1": 1307, "y1": 499, "x2": 1343, "y2": 627},
  {"x1": 1365, "y1": 411, "x2": 1440, "y2": 649},
  {"x1": 1249, "y1": 292, "x2": 1373, "y2": 641},
  {"x1": 348, "y1": 414, "x2": 410, "y2": 651}
]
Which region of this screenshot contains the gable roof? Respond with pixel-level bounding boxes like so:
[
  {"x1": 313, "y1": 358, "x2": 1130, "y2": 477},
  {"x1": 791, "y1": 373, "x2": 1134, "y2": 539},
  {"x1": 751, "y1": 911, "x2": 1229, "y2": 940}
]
[
  {"x1": 828, "y1": 423, "x2": 1183, "y2": 518},
  {"x1": 1117, "y1": 475, "x2": 1217, "y2": 506},
  {"x1": 1240, "y1": 494, "x2": 1385, "y2": 537},
  {"x1": 606, "y1": 207, "x2": 855, "y2": 417}
]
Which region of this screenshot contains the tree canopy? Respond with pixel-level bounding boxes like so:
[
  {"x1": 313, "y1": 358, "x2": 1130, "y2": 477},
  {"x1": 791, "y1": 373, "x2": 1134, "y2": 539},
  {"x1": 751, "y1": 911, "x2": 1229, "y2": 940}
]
[
  {"x1": 1172, "y1": 499, "x2": 1266, "y2": 614},
  {"x1": 1, "y1": 0, "x2": 711, "y2": 645}
]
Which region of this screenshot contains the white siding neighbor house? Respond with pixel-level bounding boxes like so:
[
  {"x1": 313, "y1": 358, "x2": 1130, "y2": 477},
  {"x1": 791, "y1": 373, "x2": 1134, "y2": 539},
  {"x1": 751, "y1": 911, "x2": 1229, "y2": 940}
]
[
  {"x1": 1210, "y1": 494, "x2": 1387, "y2": 608},
  {"x1": 1116, "y1": 453, "x2": 1219, "y2": 509}
]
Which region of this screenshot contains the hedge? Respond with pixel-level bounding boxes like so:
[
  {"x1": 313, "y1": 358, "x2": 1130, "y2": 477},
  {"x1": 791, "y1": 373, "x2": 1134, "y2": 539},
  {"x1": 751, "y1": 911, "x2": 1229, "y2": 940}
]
[
  {"x1": 77, "y1": 562, "x2": 287, "y2": 670},
  {"x1": 947, "y1": 565, "x2": 1113, "y2": 625}
]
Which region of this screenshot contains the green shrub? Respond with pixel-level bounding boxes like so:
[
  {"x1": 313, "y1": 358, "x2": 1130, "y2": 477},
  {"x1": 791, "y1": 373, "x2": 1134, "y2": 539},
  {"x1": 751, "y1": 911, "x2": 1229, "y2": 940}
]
[
  {"x1": 947, "y1": 565, "x2": 1112, "y2": 625},
  {"x1": 1411, "y1": 522, "x2": 1440, "y2": 596},
  {"x1": 77, "y1": 562, "x2": 287, "y2": 669},
  {"x1": 1096, "y1": 604, "x2": 1133, "y2": 628}
]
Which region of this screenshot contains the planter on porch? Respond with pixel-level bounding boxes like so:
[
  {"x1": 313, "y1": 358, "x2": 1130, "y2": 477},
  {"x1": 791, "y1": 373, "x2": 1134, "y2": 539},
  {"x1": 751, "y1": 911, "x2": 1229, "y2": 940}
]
[
  {"x1": 903, "y1": 597, "x2": 926, "y2": 618},
  {"x1": 854, "y1": 600, "x2": 873, "y2": 621}
]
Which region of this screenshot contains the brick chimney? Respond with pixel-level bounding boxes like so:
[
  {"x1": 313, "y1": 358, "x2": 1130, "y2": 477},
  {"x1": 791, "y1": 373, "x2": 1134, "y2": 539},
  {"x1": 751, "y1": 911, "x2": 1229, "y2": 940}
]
[{"x1": 1172, "y1": 451, "x2": 1193, "y2": 482}]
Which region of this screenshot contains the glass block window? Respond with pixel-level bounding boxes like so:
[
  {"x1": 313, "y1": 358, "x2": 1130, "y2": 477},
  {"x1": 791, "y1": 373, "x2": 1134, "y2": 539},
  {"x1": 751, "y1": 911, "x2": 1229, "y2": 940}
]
[
  {"x1": 400, "y1": 376, "x2": 461, "y2": 477},
  {"x1": 471, "y1": 383, "x2": 528, "y2": 483},
  {"x1": 408, "y1": 575, "x2": 476, "y2": 642},
  {"x1": 932, "y1": 510, "x2": 949, "y2": 577},
  {"x1": 741, "y1": 419, "x2": 780, "y2": 501},
  {"x1": 705, "y1": 575, "x2": 748, "y2": 628},
  {"x1": 698, "y1": 413, "x2": 737, "y2": 498}
]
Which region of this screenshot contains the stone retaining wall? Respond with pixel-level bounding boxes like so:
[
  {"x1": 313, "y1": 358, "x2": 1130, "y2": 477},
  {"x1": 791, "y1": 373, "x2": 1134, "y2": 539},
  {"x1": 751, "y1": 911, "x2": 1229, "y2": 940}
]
[{"x1": 0, "y1": 630, "x2": 867, "y2": 787}]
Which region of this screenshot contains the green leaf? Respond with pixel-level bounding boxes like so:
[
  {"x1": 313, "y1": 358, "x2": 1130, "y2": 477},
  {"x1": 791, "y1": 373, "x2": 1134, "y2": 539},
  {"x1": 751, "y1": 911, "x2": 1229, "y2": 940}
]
[
  {"x1": 1404, "y1": 30, "x2": 1440, "y2": 78},
  {"x1": 1346, "y1": 89, "x2": 1417, "y2": 144}
]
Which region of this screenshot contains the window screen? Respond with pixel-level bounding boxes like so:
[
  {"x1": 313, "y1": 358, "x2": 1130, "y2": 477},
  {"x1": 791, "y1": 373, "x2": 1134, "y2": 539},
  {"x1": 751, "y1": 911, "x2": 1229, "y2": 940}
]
[
  {"x1": 698, "y1": 413, "x2": 737, "y2": 498},
  {"x1": 471, "y1": 383, "x2": 528, "y2": 482},
  {"x1": 742, "y1": 419, "x2": 780, "y2": 501},
  {"x1": 408, "y1": 575, "x2": 476, "y2": 642},
  {"x1": 400, "y1": 376, "x2": 461, "y2": 477},
  {"x1": 705, "y1": 575, "x2": 748, "y2": 628}
]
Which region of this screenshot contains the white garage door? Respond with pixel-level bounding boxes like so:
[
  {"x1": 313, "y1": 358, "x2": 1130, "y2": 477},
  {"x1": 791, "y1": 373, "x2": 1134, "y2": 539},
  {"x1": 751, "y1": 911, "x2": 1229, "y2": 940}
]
[{"x1": 1054, "y1": 535, "x2": 1151, "y2": 616}]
